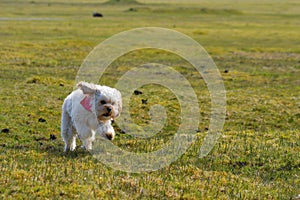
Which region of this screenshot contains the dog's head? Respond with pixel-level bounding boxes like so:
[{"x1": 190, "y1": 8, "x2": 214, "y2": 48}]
[{"x1": 77, "y1": 82, "x2": 122, "y2": 121}]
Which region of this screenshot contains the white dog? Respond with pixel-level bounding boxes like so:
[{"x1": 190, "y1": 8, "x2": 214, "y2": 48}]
[{"x1": 61, "y1": 82, "x2": 122, "y2": 152}]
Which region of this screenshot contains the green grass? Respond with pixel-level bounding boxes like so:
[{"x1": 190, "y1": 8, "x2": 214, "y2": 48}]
[{"x1": 0, "y1": 0, "x2": 300, "y2": 199}]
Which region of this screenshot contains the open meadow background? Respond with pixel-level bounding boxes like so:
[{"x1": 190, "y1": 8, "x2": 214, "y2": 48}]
[{"x1": 0, "y1": 0, "x2": 299, "y2": 199}]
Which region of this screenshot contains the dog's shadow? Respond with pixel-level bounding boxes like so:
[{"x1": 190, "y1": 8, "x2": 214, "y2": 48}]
[
  {"x1": 34, "y1": 128, "x2": 126, "y2": 160},
  {"x1": 36, "y1": 139, "x2": 93, "y2": 159}
]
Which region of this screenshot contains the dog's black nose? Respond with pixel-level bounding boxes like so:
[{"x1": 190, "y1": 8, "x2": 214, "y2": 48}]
[{"x1": 106, "y1": 107, "x2": 112, "y2": 113}]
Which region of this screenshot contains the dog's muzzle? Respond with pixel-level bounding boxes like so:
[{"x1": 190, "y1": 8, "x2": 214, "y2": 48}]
[
  {"x1": 101, "y1": 106, "x2": 112, "y2": 118},
  {"x1": 106, "y1": 107, "x2": 112, "y2": 113}
]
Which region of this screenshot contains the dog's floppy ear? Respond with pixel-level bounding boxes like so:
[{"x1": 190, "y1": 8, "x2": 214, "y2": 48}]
[
  {"x1": 80, "y1": 96, "x2": 93, "y2": 112},
  {"x1": 77, "y1": 82, "x2": 98, "y2": 112},
  {"x1": 77, "y1": 82, "x2": 97, "y2": 94}
]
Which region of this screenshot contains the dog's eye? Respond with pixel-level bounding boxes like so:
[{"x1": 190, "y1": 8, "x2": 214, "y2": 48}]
[{"x1": 100, "y1": 100, "x2": 106, "y2": 105}]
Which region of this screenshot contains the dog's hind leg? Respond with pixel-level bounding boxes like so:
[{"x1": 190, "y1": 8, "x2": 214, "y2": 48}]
[
  {"x1": 61, "y1": 102, "x2": 77, "y2": 152},
  {"x1": 68, "y1": 125, "x2": 77, "y2": 151}
]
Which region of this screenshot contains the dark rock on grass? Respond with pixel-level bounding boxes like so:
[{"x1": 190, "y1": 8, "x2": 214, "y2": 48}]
[
  {"x1": 224, "y1": 69, "x2": 229, "y2": 73},
  {"x1": 35, "y1": 134, "x2": 56, "y2": 141},
  {"x1": 26, "y1": 76, "x2": 41, "y2": 84},
  {"x1": 93, "y1": 12, "x2": 103, "y2": 17},
  {"x1": 1, "y1": 128, "x2": 9, "y2": 133},
  {"x1": 38, "y1": 118, "x2": 46, "y2": 123},
  {"x1": 142, "y1": 99, "x2": 148, "y2": 104},
  {"x1": 120, "y1": 129, "x2": 126, "y2": 134},
  {"x1": 59, "y1": 191, "x2": 65, "y2": 196},
  {"x1": 134, "y1": 90, "x2": 143, "y2": 95},
  {"x1": 128, "y1": 7, "x2": 138, "y2": 12},
  {"x1": 50, "y1": 134, "x2": 57, "y2": 140},
  {"x1": 231, "y1": 161, "x2": 248, "y2": 168}
]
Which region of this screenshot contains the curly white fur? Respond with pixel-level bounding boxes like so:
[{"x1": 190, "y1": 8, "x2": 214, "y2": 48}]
[{"x1": 61, "y1": 82, "x2": 122, "y2": 152}]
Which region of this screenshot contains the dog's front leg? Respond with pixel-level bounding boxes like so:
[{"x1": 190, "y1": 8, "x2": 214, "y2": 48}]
[
  {"x1": 76, "y1": 125, "x2": 95, "y2": 151},
  {"x1": 82, "y1": 137, "x2": 93, "y2": 151}
]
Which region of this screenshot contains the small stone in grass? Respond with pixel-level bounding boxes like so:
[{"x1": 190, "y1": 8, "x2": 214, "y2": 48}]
[
  {"x1": 50, "y1": 134, "x2": 57, "y2": 140},
  {"x1": 120, "y1": 129, "x2": 126, "y2": 134},
  {"x1": 38, "y1": 118, "x2": 46, "y2": 123},
  {"x1": 1, "y1": 128, "x2": 9, "y2": 133},
  {"x1": 142, "y1": 99, "x2": 148, "y2": 104},
  {"x1": 134, "y1": 90, "x2": 143, "y2": 95},
  {"x1": 93, "y1": 12, "x2": 103, "y2": 17}
]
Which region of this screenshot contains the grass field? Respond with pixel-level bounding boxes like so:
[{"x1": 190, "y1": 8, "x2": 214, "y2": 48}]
[{"x1": 0, "y1": 0, "x2": 299, "y2": 199}]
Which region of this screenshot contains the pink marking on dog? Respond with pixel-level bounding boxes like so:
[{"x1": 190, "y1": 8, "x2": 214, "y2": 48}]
[{"x1": 80, "y1": 96, "x2": 92, "y2": 112}]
